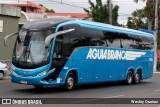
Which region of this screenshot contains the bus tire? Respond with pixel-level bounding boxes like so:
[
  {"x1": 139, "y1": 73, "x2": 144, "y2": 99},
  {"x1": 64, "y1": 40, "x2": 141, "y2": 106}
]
[
  {"x1": 0, "y1": 71, "x2": 4, "y2": 80},
  {"x1": 126, "y1": 70, "x2": 133, "y2": 85},
  {"x1": 134, "y1": 71, "x2": 141, "y2": 84},
  {"x1": 64, "y1": 73, "x2": 76, "y2": 91}
]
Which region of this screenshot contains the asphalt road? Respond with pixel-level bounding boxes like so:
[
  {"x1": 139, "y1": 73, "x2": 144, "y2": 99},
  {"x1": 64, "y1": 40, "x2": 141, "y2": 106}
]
[{"x1": 0, "y1": 73, "x2": 160, "y2": 107}]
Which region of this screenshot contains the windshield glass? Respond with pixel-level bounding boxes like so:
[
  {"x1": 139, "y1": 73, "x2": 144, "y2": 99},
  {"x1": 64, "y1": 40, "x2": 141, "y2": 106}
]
[{"x1": 12, "y1": 29, "x2": 54, "y2": 68}]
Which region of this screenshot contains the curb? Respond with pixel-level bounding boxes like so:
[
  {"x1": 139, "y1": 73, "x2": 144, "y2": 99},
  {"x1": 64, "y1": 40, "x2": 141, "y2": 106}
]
[
  {"x1": 153, "y1": 72, "x2": 160, "y2": 73},
  {"x1": 4, "y1": 76, "x2": 11, "y2": 79}
]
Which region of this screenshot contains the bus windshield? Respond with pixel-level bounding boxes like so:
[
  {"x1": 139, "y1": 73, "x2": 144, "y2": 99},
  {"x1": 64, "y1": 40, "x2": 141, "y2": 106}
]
[{"x1": 12, "y1": 29, "x2": 53, "y2": 68}]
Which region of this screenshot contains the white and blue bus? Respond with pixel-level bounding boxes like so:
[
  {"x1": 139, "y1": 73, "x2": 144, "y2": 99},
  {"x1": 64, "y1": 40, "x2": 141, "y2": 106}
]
[{"x1": 4, "y1": 18, "x2": 154, "y2": 90}]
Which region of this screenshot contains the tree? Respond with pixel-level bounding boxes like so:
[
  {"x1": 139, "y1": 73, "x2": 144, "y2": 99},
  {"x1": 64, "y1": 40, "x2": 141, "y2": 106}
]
[
  {"x1": 133, "y1": 0, "x2": 155, "y2": 29},
  {"x1": 49, "y1": 9, "x2": 55, "y2": 13},
  {"x1": 45, "y1": 8, "x2": 55, "y2": 13},
  {"x1": 84, "y1": 0, "x2": 119, "y2": 25},
  {"x1": 112, "y1": 5, "x2": 119, "y2": 25},
  {"x1": 39, "y1": 4, "x2": 55, "y2": 13},
  {"x1": 45, "y1": 8, "x2": 50, "y2": 12},
  {"x1": 127, "y1": 9, "x2": 147, "y2": 29},
  {"x1": 39, "y1": 4, "x2": 44, "y2": 7}
]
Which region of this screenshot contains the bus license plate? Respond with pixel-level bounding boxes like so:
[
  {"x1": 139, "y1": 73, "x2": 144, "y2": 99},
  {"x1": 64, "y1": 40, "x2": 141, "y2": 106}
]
[{"x1": 21, "y1": 81, "x2": 27, "y2": 84}]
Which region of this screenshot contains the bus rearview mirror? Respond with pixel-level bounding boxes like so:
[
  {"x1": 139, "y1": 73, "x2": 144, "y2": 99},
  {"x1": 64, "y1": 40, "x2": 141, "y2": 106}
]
[
  {"x1": 4, "y1": 32, "x2": 18, "y2": 47},
  {"x1": 45, "y1": 28, "x2": 75, "y2": 48}
]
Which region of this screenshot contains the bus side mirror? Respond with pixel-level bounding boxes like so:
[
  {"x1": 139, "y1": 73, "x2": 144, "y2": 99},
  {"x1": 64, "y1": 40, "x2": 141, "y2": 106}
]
[
  {"x1": 45, "y1": 28, "x2": 75, "y2": 48},
  {"x1": 4, "y1": 32, "x2": 18, "y2": 47}
]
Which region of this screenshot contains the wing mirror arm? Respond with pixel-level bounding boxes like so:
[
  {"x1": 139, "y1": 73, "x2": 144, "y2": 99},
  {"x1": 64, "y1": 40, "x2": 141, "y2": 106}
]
[
  {"x1": 4, "y1": 32, "x2": 18, "y2": 47},
  {"x1": 45, "y1": 28, "x2": 75, "y2": 48}
]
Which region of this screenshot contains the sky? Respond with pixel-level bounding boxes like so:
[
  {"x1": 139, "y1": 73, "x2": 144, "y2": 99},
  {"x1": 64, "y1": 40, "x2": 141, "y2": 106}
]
[{"x1": 0, "y1": 0, "x2": 146, "y2": 24}]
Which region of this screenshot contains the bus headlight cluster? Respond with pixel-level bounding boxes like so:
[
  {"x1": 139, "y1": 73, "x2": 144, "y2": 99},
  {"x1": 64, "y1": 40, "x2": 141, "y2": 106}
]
[{"x1": 37, "y1": 70, "x2": 49, "y2": 76}]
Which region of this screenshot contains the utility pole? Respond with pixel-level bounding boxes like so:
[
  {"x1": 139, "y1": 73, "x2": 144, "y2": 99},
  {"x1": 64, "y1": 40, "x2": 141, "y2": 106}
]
[
  {"x1": 154, "y1": 0, "x2": 159, "y2": 71},
  {"x1": 109, "y1": 0, "x2": 112, "y2": 24}
]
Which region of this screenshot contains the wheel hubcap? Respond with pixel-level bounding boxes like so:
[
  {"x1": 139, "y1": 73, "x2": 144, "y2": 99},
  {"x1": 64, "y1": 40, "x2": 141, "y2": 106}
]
[
  {"x1": 67, "y1": 77, "x2": 74, "y2": 89},
  {"x1": 135, "y1": 73, "x2": 139, "y2": 83},
  {"x1": 128, "y1": 73, "x2": 132, "y2": 84}
]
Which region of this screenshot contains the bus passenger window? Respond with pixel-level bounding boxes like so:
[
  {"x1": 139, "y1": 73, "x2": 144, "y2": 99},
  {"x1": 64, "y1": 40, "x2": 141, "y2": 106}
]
[
  {"x1": 121, "y1": 39, "x2": 134, "y2": 49},
  {"x1": 81, "y1": 37, "x2": 91, "y2": 46},
  {"x1": 70, "y1": 37, "x2": 81, "y2": 50},
  {"x1": 53, "y1": 39, "x2": 62, "y2": 59},
  {"x1": 91, "y1": 39, "x2": 106, "y2": 46},
  {"x1": 107, "y1": 39, "x2": 121, "y2": 48}
]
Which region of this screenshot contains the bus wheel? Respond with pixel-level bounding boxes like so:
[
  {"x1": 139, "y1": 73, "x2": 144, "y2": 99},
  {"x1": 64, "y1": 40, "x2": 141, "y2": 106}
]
[
  {"x1": 126, "y1": 70, "x2": 133, "y2": 85},
  {"x1": 34, "y1": 85, "x2": 43, "y2": 89},
  {"x1": 134, "y1": 72, "x2": 141, "y2": 84},
  {"x1": 64, "y1": 73, "x2": 75, "y2": 90}
]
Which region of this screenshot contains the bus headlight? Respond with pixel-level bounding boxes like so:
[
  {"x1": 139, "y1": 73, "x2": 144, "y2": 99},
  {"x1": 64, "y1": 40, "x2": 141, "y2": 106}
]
[{"x1": 37, "y1": 70, "x2": 49, "y2": 76}]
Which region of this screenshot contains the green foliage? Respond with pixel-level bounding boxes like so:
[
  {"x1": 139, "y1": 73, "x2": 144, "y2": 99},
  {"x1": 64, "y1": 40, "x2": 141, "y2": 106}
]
[
  {"x1": 84, "y1": 0, "x2": 119, "y2": 25},
  {"x1": 39, "y1": 4, "x2": 55, "y2": 13},
  {"x1": 39, "y1": 4, "x2": 43, "y2": 7},
  {"x1": 45, "y1": 8, "x2": 50, "y2": 12},
  {"x1": 45, "y1": 8, "x2": 55, "y2": 13},
  {"x1": 112, "y1": 5, "x2": 119, "y2": 25},
  {"x1": 133, "y1": 0, "x2": 155, "y2": 29},
  {"x1": 127, "y1": 9, "x2": 147, "y2": 29},
  {"x1": 49, "y1": 9, "x2": 55, "y2": 13}
]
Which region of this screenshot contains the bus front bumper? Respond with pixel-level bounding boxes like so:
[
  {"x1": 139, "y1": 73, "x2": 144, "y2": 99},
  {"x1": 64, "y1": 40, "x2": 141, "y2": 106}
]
[{"x1": 11, "y1": 69, "x2": 65, "y2": 86}]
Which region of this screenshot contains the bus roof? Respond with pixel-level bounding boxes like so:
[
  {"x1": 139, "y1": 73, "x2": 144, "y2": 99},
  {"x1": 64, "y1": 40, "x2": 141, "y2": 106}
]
[
  {"x1": 57, "y1": 19, "x2": 154, "y2": 38},
  {"x1": 22, "y1": 18, "x2": 73, "y2": 31}
]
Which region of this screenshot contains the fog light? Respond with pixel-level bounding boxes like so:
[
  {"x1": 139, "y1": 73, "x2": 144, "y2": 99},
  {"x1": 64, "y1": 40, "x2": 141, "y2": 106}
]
[{"x1": 37, "y1": 70, "x2": 49, "y2": 76}]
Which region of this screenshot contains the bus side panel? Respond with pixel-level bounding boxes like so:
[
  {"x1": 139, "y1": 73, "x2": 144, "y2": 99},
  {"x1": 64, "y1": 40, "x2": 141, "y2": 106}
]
[
  {"x1": 93, "y1": 48, "x2": 124, "y2": 82},
  {"x1": 71, "y1": 59, "x2": 94, "y2": 84},
  {"x1": 94, "y1": 59, "x2": 112, "y2": 82},
  {"x1": 71, "y1": 47, "x2": 124, "y2": 83},
  {"x1": 69, "y1": 48, "x2": 95, "y2": 84},
  {"x1": 68, "y1": 47, "x2": 154, "y2": 85},
  {"x1": 142, "y1": 51, "x2": 154, "y2": 79}
]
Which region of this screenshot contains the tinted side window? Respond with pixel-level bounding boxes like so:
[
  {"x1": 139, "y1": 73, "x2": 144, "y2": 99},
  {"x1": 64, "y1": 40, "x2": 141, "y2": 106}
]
[
  {"x1": 134, "y1": 39, "x2": 145, "y2": 50},
  {"x1": 66, "y1": 27, "x2": 154, "y2": 50},
  {"x1": 103, "y1": 32, "x2": 121, "y2": 48},
  {"x1": 67, "y1": 25, "x2": 81, "y2": 53},
  {"x1": 121, "y1": 39, "x2": 134, "y2": 48},
  {"x1": 81, "y1": 27, "x2": 106, "y2": 46},
  {"x1": 62, "y1": 34, "x2": 71, "y2": 57},
  {"x1": 58, "y1": 24, "x2": 82, "y2": 57},
  {"x1": 81, "y1": 37, "x2": 91, "y2": 46},
  {"x1": 121, "y1": 34, "x2": 135, "y2": 49},
  {"x1": 91, "y1": 39, "x2": 106, "y2": 46},
  {"x1": 106, "y1": 39, "x2": 121, "y2": 48},
  {"x1": 134, "y1": 37, "x2": 153, "y2": 50},
  {"x1": 81, "y1": 28, "x2": 121, "y2": 48},
  {"x1": 121, "y1": 34, "x2": 154, "y2": 50}
]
